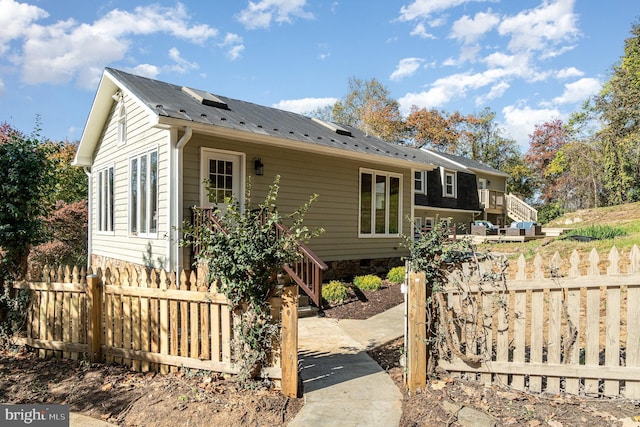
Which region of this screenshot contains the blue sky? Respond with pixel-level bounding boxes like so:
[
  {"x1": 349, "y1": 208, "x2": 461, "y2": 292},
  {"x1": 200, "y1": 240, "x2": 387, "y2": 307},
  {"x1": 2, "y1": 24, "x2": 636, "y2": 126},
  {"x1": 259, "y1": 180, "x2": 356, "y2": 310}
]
[{"x1": 0, "y1": 0, "x2": 637, "y2": 150}]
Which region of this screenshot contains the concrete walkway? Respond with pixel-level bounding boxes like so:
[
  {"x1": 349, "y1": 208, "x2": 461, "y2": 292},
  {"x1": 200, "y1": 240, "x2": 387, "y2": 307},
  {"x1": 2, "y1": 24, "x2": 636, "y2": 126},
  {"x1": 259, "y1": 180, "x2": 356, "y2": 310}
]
[{"x1": 288, "y1": 304, "x2": 405, "y2": 427}]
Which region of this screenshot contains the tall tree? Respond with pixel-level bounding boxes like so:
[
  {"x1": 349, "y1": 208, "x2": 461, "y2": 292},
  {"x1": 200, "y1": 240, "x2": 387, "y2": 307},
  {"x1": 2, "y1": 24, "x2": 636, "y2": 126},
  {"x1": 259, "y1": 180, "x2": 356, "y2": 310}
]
[
  {"x1": 593, "y1": 22, "x2": 640, "y2": 205},
  {"x1": 0, "y1": 123, "x2": 55, "y2": 280},
  {"x1": 331, "y1": 77, "x2": 405, "y2": 142},
  {"x1": 405, "y1": 107, "x2": 468, "y2": 152},
  {"x1": 524, "y1": 119, "x2": 570, "y2": 203}
]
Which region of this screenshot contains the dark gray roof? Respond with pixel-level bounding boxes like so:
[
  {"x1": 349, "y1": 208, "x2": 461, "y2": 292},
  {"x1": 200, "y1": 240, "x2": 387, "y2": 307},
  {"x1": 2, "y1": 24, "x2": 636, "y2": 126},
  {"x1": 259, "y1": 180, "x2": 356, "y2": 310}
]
[
  {"x1": 107, "y1": 68, "x2": 427, "y2": 165},
  {"x1": 422, "y1": 148, "x2": 509, "y2": 176}
]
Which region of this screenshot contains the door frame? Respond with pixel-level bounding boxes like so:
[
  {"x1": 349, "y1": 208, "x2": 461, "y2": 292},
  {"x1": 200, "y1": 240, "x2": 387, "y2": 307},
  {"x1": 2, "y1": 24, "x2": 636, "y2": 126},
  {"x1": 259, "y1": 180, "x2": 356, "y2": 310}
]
[{"x1": 199, "y1": 148, "x2": 246, "y2": 211}]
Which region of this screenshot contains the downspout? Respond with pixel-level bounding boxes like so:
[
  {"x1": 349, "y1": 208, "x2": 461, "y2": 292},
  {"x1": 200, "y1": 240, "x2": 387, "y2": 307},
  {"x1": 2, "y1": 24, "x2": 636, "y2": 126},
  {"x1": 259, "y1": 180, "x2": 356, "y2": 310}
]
[
  {"x1": 83, "y1": 167, "x2": 92, "y2": 269},
  {"x1": 169, "y1": 126, "x2": 192, "y2": 273}
]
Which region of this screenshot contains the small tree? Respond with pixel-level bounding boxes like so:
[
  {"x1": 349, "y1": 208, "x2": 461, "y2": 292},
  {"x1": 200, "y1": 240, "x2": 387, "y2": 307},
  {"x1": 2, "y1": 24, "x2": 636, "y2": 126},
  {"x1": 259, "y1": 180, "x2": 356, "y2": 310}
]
[
  {"x1": 0, "y1": 123, "x2": 55, "y2": 341},
  {"x1": 182, "y1": 176, "x2": 321, "y2": 384}
]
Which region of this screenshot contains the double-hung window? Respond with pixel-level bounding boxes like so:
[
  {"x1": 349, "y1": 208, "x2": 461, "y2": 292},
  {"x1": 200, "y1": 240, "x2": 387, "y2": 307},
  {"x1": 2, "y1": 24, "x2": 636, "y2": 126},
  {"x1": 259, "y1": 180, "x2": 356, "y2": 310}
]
[
  {"x1": 443, "y1": 170, "x2": 456, "y2": 198},
  {"x1": 130, "y1": 149, "x2": 158, "y2": 237},
  {"x1": 414, "y1": 171, "x2": 425, "y2": 194},
  {"x1": 359, "y1": 169, "x2": 402, "y2": 237},
  {"x1": 96, "y1": 166, "x2": 114, "y2": 233}
]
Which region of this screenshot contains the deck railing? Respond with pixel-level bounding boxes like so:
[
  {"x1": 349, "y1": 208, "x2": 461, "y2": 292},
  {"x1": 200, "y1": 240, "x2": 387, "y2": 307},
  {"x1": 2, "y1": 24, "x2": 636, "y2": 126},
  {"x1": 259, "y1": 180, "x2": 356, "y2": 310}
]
[{"x1": 192, "y1": 208, "x2": 327, "y2": 306}]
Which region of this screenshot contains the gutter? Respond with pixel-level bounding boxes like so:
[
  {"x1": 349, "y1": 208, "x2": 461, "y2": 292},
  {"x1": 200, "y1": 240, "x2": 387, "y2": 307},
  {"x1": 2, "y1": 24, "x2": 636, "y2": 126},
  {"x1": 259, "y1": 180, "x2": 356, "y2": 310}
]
[
  {"x1": 168, "y1": 126, "x2": 192, "y2": 273},
  {"x1": 83, "y1": 167, "x2": 92, "y2": 269}
]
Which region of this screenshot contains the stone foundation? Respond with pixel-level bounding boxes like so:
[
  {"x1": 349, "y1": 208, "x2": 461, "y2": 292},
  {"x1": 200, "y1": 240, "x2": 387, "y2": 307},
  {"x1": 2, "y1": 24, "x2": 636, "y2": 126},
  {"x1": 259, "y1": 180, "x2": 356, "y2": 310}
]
[{"x1": 323, "y1": 257, "x2": 404, "y2": 282}]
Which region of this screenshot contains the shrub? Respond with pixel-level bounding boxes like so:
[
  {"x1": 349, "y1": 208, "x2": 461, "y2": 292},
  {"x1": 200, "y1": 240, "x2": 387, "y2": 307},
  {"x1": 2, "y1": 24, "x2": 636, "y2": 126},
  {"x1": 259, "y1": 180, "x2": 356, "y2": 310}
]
[
  {"x1": 322, "y1": 280, "x2": 349, "y2": 304},
  {"x1": 353, "y1": 274, "x2": 382, "y2": 291},
  {"x1": 386, "y1": 266, "x2": 405, "y2": 284},
  {"x1": 565, "y1": 224, "x2": 627, "y2": 240}
]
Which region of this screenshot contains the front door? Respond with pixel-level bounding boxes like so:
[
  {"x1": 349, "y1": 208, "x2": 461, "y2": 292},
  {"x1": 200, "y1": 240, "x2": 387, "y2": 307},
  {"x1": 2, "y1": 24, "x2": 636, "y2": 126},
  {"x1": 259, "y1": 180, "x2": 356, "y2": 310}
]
[{"x1": 200, "y1": 149, "x2": 244, "y2": 212}]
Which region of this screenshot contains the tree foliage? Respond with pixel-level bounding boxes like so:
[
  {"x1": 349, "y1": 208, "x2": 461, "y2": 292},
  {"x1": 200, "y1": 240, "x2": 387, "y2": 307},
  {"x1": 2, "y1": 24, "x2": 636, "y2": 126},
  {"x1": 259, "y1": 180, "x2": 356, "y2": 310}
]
[
  {"x1": 524, "y1": 119, "x2": 570, "y2": 203},
  {"x1": 330, "y1": 77, "x2": 406, "y2": 142},
  {"x1": 593, "y1": 22, "x2": 640, "y2": 205},
  {"x1": 0, "y1": 123, "x2": 56, "y2": 281}
]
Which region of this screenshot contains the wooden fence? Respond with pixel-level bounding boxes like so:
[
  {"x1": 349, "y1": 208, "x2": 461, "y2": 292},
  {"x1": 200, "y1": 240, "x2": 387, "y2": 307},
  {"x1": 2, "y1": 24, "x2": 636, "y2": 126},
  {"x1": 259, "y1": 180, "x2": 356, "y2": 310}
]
[
  {"x1": 11, "y1": 264, "x2": 299, "y2": 397},
  {"x1": 406, "y1": 245, "x2": 640, "y2": 399}
]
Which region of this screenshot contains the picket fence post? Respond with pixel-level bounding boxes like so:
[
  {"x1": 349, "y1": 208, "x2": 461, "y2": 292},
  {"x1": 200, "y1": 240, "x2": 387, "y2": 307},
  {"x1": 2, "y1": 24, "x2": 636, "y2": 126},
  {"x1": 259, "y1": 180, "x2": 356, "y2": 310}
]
[{"x1": 86, "y1": 273, "x2": 102, "y2": 363}]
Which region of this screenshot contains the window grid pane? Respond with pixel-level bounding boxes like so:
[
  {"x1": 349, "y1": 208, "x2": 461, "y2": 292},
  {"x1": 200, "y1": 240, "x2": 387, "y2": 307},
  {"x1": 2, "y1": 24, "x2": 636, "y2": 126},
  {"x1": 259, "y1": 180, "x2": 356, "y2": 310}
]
[{"x1": 360, "y1": 173, "x2": 372, "y2": 234}]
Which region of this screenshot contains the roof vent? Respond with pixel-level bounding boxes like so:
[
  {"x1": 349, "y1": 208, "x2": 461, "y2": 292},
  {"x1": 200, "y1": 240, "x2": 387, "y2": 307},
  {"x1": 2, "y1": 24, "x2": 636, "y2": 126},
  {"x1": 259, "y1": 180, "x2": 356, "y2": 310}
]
[
  {"x1": 311, "y1": 117, "x2": 352, "y2": 137},
  {"x1": 181, "y1": 86, "x2": 228, "y2": 109}
]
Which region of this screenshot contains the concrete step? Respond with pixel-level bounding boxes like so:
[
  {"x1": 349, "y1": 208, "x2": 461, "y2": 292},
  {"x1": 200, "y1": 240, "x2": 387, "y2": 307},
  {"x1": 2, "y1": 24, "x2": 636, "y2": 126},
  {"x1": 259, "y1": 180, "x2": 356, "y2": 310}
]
[{"x1": 298, "y1": 305, "x2": 319, "y2": 318}]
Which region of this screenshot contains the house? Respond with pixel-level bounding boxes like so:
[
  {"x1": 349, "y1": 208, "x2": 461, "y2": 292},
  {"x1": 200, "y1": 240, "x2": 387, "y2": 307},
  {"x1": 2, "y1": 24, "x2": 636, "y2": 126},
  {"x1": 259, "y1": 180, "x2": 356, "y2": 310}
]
[{"x1": 73, "y1": 68, "x2": 527, "y2": 298}]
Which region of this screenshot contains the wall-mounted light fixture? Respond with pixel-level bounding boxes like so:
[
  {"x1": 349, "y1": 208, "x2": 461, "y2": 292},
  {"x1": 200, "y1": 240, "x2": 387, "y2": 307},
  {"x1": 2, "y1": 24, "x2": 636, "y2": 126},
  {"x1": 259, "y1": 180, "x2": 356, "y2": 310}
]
[
  {"x1": 487, "y1": 180, "x2": 491, "y2": 185},
  {"x1": 254, "y1": 158, "x2": 264, "y2": 176}
]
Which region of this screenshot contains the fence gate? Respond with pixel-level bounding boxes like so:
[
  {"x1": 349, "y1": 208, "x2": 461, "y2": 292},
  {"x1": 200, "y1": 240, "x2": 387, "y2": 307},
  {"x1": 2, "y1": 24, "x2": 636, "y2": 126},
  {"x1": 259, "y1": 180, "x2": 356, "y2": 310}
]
[{"x1": 405, "y1": 245, "x2": 640, "y2": 399}]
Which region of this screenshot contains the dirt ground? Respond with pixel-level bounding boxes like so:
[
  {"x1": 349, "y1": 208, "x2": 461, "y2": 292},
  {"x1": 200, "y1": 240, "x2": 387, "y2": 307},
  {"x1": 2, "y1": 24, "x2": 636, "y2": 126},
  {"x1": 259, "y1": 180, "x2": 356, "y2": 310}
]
[
  {"x1": 0, "y1": 347, "x2": 301, "y2": 426},
  {"x1": 324, "y1": 284, "x2": 640, "y2": 427},
  {"x1": 2, "y1": 280, "x2": 640, "y2": 426}
]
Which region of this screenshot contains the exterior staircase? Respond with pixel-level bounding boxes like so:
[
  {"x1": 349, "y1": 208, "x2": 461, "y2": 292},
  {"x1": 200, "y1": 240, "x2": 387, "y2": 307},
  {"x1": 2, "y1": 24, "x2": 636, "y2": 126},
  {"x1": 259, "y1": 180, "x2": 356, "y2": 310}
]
[
  {"x1": 505, "y1": 193, "x2": 538, "y2": 223},
  {"x1": 193, "y1": 208, "x2": 327, "y2": 307}
]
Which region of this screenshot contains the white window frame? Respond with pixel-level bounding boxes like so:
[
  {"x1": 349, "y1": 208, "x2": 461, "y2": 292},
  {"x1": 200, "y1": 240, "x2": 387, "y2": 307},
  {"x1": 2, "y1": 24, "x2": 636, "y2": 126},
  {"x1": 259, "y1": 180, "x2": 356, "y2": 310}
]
[
  {"x1": 424, "y1": 217, "x2": 434, "y2": 231},
  {"x1": 358, "y1": 168, "x2": 403, "y2": 238},
  {"x1": 413, "y1": 217, "x2": 422, "y2": 240},
  {"x1": 129, "y1": 148, "x2": 159, "y2": 238},
  {"x1": 414, "y1": 171, "x2": 425, "y2": 194},
  {"x1": 96, "y1": 165, "x2": 114, "y2": 235},
  {"x1": 117, "y1": 99, "x2": 126, "y2": 147},
  {"x1": 442, "y1": 169, "x2": 456, "y2": 198}
]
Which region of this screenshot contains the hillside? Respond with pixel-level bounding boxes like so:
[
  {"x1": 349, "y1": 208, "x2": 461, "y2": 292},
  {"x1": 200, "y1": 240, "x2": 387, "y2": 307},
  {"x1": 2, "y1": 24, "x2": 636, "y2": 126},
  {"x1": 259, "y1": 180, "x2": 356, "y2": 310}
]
[{"x1": 479, "y1": 202, "x2": 640, "y2": 274}]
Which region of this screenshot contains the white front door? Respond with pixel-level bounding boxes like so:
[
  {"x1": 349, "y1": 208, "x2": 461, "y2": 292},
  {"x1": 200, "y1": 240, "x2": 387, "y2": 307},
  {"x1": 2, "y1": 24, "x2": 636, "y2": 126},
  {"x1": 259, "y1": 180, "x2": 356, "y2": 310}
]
[{"x1": 200, "y1": 149, "x2": 244, "y2": 212}]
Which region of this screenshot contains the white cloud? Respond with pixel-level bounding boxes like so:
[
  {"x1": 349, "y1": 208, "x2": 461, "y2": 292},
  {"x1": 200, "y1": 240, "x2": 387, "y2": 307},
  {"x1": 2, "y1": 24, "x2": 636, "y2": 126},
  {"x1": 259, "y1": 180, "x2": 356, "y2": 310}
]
[
  {"x1": 498, "y1": 0, "x2": 579, "y2": 54},
  {"x1": 390, "y1": 58, "x2": 424, "y2": 81},
  {"x1": 219, "y1": 33, "x2": 245, "y2": 61},
  {"x1": 130, "y1": 64, "x2": 160, "y2": 79},
  {"x1": 399, "y1": 66, "x2": 517, "y2": 113},
  {"x1": 450, "y1": 11, "x2": 500, "y2": 45},
  {"x1": 168, "y1": 47, "x2": 199, "y2": 74},
  {"x1": 502, "y1": 104, "x2": 563, "y2": 149},
  {"x1": 475, "y1": 81, "x2": 510, "y2": 106},
  {"x1": 317, "y1": 43, "x2": 330, "y2": 60},
  {"x1": 399, "y1": 0, "x2": 481, "y2": 22},
  {"x1": 0, "y1": 77, "x2": 5, "y2": 96},
  {"x1": 236, "y1": 0, "x2": 313, "y2": 30},
  {"x1": 556, "y1": 66, "x2": 583, "y2": 79},
  {"x1": 0, "y1": 0, "x2": 47, "y2": 54},
  {"x1": 272, "y1": 97, "x2": 338, "y2": 114},
  {"x1": 409, "y1": 22, "x2": 436, "y2": 39},
  {"x1": 551, "y1": 77, "x2": 601, "y2": 105},
  {"x1": 17, "y1": 4, "x2": 219, "y2": 88}
]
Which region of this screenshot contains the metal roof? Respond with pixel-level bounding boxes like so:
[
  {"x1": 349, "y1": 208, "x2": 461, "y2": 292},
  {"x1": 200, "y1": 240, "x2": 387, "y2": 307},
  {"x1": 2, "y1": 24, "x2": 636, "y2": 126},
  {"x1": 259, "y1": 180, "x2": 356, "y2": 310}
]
[{"x1": 104, "y1": 68, "x2": 430, "y2": 166}]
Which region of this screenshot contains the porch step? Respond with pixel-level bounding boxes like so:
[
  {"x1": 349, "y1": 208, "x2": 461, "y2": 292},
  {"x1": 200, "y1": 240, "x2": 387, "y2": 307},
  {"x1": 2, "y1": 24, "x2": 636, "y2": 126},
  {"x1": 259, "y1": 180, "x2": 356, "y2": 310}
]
[{"x1": 298, "y1": 294, "x2": 319, "y2": 318}]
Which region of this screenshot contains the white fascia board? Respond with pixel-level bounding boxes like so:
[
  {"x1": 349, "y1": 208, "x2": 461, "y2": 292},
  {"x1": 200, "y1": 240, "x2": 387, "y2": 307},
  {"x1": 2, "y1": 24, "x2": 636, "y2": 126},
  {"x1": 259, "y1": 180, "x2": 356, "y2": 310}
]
[{"x1": 73, "y1": 69, "x2": 158, "y2": 168}]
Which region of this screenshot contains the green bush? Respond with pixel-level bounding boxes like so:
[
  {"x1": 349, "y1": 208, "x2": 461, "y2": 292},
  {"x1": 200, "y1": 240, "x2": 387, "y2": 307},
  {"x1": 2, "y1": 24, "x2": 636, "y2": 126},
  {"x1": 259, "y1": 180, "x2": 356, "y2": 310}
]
[
  {"x1": 386, "y1": 266, "x2": 405, "y2": 284},
  {"x1": 353, "y1": 274, "x2": 383, "y2": 291},
  {"x1": 322, "y1": 280, "x2": 349, "y2": 304},
  {"x1": 566, "y1": 224, "x2": 627, "y2": 240}
]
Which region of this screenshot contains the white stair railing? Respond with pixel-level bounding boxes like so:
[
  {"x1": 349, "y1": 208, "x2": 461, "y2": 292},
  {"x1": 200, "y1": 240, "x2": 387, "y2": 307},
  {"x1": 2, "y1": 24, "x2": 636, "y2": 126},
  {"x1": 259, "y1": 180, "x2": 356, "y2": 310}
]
[{"x1": 505, "y1": 193, "x2": 538, "y2": 223}]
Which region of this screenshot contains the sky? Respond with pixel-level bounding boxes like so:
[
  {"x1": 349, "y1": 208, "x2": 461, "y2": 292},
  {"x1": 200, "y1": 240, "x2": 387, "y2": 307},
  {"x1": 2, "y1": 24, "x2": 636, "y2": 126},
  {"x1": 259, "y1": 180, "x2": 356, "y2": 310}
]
[{"x1": 0, "y1": 0, "x2": 637, "y2": 151}]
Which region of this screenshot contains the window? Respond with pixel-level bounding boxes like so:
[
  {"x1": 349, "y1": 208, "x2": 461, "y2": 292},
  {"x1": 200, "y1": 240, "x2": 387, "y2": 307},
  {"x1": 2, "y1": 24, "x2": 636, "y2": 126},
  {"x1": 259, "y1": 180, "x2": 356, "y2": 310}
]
[
  {"x1": 414, "y1": 171, "x2": 425, "y2": 193},
  {"x1": 97, "y1": 166, "x2": 114, "y2": 233},
  {"x1": 359, "y1": 169, "x2": 402, "y2": 237},
  {"x1": 130, "y1": 149, "x2": 158, "y2": 236},
  {"x1": 424, "y1": 217, "x2": 434, "y2": 231},
  {"x1": 443, "y1": 170, "x2": 456, "y2": 198},
  {"x1": 117, "y1": 99, "x2": 126, "y2": 146},
  {"x1": 414, "y1": 217, "x2": 422, "y2": 240}
]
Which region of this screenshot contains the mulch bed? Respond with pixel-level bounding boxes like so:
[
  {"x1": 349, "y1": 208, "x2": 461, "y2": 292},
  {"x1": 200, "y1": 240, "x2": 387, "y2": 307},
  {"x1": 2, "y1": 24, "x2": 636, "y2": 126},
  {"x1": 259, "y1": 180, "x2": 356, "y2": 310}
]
[{"x1": 320, "y1": 281, "x2": 404, "y2": 320}]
